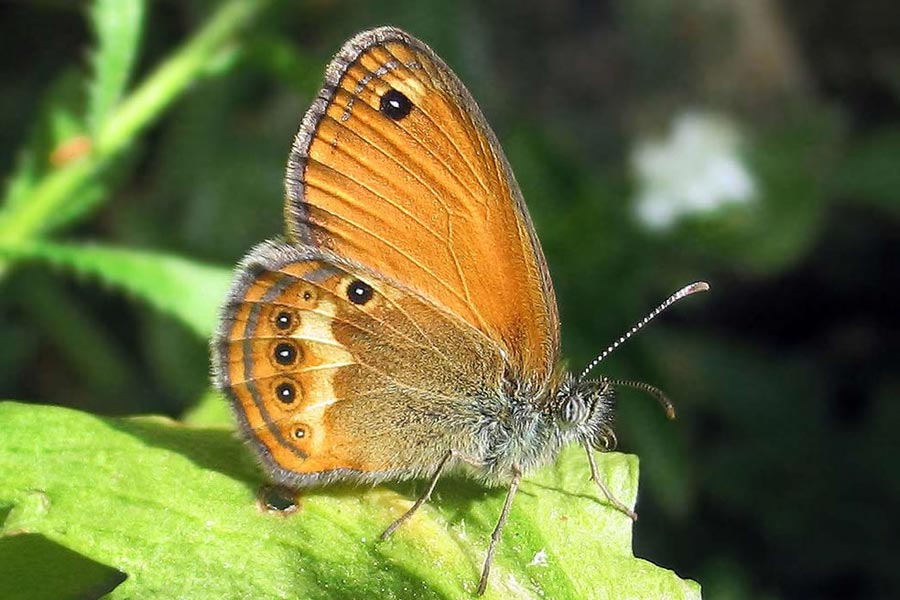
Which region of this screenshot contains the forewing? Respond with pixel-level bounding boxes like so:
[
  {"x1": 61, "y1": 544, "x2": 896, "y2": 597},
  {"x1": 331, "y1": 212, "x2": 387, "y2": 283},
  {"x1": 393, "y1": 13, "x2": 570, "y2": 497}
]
[{"x1": 285, "y1": 26, "x2": 560, "y2": 385}]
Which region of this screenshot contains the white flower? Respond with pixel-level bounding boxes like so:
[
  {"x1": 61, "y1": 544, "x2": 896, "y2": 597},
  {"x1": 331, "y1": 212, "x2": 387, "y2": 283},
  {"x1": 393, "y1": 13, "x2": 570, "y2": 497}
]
[{"x1": 631, "y1": 110, "x2": 756, "y2": 229}]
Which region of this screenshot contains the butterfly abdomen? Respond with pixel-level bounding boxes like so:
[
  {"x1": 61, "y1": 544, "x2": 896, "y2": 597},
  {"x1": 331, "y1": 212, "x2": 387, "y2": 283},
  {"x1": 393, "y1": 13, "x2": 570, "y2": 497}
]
[{"x1": 453, "y1": 381, "x2": 564, "y2": 482}]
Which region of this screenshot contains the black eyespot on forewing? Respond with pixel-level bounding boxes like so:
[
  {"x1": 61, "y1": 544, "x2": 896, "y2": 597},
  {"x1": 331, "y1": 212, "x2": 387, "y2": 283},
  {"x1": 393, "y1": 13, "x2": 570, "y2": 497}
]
[
  {"x1": 347, "y1": 280, "x2": 373, "y2": 305},
  {"x1": 379, "y1": 89, "x2": 412, "y2": 120}
]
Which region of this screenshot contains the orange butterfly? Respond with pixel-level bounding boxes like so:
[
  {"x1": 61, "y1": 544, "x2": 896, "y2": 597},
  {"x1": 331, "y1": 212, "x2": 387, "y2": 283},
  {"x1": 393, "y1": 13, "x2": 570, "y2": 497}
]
[{"x1": 212, "y1": 26, "x2": 707, "y2": 595}]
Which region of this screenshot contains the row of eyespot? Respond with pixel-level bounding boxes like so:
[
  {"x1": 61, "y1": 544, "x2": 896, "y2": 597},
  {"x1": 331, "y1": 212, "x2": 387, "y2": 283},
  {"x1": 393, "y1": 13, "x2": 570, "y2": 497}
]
[{"x1": 268, "y1": 278, "x2": 374, "y2": 408}]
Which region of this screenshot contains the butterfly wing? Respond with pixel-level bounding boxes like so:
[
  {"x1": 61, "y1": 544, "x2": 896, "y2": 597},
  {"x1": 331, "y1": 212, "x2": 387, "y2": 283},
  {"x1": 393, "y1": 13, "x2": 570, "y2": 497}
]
[
  {"x1": 214, "y1": 241, "x2": 505, "y2": 485},
  {"x1": 285, "y1": 27, "x2": 560, "y2": 386}
]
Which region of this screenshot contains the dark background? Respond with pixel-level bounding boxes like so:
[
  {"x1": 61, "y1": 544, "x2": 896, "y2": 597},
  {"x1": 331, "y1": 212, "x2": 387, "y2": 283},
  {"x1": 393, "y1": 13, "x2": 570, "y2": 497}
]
[{"x1": 2, "y1": 1, "x2": 898, "y2": 599}]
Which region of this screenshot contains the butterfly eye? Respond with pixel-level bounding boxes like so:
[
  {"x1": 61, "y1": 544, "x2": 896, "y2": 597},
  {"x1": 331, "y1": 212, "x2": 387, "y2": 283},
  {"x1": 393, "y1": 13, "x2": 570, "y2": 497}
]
[
  {"x1": 274, "y1": 342, "x2": 298, "y2": 365},
  {"x1": 559, "y1": 396, "x2": 588, "y2": 425},
  {"x1": 379, "y1": 89, "x2": 412, "y2": 120},
  {"x1": 275, "y1": 382, "x2": 296, "y2": 404},
  {"x1": 347, "y1": 279, "x2": 373, "y2": 305}
]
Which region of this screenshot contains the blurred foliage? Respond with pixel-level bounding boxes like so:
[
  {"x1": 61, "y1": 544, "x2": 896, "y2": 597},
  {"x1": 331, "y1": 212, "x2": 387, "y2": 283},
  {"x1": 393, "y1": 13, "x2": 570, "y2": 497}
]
[{"x1": 1, "y1": 0, "x2": 898, "y2": 598}]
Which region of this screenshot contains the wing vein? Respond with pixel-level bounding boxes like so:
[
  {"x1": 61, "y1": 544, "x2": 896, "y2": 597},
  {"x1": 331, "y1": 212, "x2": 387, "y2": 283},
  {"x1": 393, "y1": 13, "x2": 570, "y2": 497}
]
[
  {"x1": 383, "y1": 46, "x2": 494, "y2": 204},
  {"x1": 300, "y1": 181, "x2": 471, "y2": 308},
  {"x1": 350, "y1": 54, "x2": 491, "y2": 212},
  {"x1": 319, "y1": 111, "x2": 452, "y2": 247}
]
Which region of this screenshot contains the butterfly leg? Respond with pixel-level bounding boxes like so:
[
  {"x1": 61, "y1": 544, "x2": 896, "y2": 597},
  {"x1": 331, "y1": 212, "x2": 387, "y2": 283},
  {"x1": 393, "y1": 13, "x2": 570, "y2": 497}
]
[
  {"x1": 477, "y1": 466, "x2": 522, "y2": 596},
  {"x1": 583, "y1": 440, "x2": 638, "y2": 521},
  {"x1": 379, "y1": 450, "x2": 454, "y2": 540}
]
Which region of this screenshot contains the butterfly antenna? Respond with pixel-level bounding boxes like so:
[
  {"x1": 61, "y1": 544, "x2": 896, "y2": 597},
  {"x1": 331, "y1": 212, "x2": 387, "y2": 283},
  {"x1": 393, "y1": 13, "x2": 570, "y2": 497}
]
[
  {"x1": 608, "y1": 379, "x2": 677, "y2": 420},
  {"x1": 577, "y1": 281, "x2": 710, "y2": 382}
]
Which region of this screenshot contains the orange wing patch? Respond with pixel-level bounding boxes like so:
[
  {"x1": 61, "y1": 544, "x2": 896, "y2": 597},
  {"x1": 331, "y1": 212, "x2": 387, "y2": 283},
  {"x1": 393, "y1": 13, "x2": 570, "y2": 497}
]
[
  {"x1": 285, "y1": 28, "x2": 560, "y2": 388},
  {"x1": 222, "y1": 260, "x2": 354, "y2": 472}
]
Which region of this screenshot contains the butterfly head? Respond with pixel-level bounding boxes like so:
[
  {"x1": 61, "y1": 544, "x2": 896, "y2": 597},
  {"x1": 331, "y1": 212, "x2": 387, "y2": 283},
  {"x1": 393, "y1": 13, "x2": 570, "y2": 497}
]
[{"x1": 553, "y1": 375, "x2": 618, "y2": 450}]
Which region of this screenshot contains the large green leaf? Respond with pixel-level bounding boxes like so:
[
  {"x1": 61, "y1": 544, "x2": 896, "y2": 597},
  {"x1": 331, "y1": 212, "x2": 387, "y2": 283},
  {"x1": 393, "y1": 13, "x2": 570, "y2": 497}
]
[
  {"x1": 0, "y1": 401, "x2": 700, "y2": 599},
  {"x1": 0, "y1": 240, "x2": 230, "y2": 337}
]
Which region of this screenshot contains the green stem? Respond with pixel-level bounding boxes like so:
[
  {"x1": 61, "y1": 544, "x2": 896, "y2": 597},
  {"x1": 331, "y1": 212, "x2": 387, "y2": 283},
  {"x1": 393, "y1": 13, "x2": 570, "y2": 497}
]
[{"x1": 0, "y1": 0, "x2": 268, "y2": 243}]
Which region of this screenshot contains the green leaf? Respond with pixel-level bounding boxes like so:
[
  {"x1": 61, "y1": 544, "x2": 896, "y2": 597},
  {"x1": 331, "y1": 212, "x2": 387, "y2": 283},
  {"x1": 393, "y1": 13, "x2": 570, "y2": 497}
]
[
  {"x1": 87, "y1": 0, "x2": 146, "y2": 134},
  {"x1": 0, "y1": 240, "x2": 231, "y2": 338},
  {"x1": 0, "y1": 402, "x2": 701, "y2": 599},
  {"x1": 183, "y1": 388, "x2": 234, "y2": 426}
]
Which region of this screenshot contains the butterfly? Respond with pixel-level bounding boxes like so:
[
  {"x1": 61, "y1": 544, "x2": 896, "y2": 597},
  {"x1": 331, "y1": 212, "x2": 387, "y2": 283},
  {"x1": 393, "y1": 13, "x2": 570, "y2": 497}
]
[{"x1": 212, "y1": 26, "x2": 707, "y2": 595}]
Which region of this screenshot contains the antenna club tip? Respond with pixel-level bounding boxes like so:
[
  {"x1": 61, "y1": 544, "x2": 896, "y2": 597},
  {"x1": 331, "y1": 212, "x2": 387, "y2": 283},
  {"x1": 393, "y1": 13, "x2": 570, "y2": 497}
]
[
  {"x1": 665, "y1": 406, "x2": 677, "y2": 420},
  {"x1": 687, "y1": 281, "x2": 711, "y2": 294}
]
